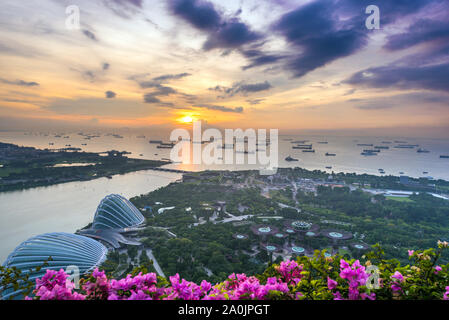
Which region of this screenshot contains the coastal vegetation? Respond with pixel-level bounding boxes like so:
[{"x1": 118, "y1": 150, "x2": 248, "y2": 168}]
[{"x1": 0, "y1": 142, "x2": 167, "y2": 191}]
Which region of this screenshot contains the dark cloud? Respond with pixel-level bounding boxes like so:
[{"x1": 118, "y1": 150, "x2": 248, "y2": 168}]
[
  {"x1": 269, "y1": 0, "x2": 442, "y2": 78},
  {"x1": 152, "y1": 73, "x2": 191, "y2": 82},
  {"x1": 0, "y1": 78, "x2": 39, "y2": 87},
  {"x1": 241, "y1": 49, "x2": 285, "y2": 70},
  {"x1": 133, "y1": 72, "x2": 195, "y2": 106},
  {"x1": 384, "y1": 19, "x2": 449, "y2": 51},
  {"x1": 105, "y1": 91, "x2": 116, "y2": 98},
  {"x1": 203, "y1": 20, "x2": 262, "y2": 51},
  {"x1": 143, "y1": 85, "x2": 177, "y2": 106},
  {"x1": 209, "y1": 81, "x2": 272, "y2": 98},
  {"x1": 82, "y1": 29, "x2": 98, "y2": 42},
  {"x1": 273, "y1": 0, "x2": 368, "y2": 78},
  {"x1": 168, "y1": 0, "x2": 221, "y2": 31},
  {"x1": 82, "y1": 70, "x2": 96, "y2": 82},
  {"x1": 344, "y1": 63, "x2": 449, "y2": 92},
  {"x1": 195, "y1": 104, "x2": 243, "y2": 113},
  {"x1": 136, "y1": 72, "x2": 191, "y2": 88},
  {"x1": 168, "y1": 0, "x2": 262, "y2": 51}
]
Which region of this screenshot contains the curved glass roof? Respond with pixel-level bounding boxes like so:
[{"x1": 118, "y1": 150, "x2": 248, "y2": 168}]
[
  {"x1": 2, "y1": 232, "x2": 107, "y2": 299},
  {"x1": 92, "y1": 194, "x2": 144, "y2": 230}
]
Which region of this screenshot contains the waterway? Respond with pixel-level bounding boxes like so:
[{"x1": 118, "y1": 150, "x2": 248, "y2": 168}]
[{"x1": 0, "y1": 169, "x2": 181, "y2": 262}]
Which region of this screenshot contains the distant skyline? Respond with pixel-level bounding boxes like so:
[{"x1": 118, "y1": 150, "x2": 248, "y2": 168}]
[{"x1": 0, "y1": 0, "x2": 448, "y2": 136}]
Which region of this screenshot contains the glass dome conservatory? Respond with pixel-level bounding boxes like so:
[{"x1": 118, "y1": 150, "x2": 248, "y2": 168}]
[
  {"x1": 1, "y1": 232, "x2": 107, "y2": 299},
  {"x1": 92, "y1": 194, "x2": 145, "y2": 230}
]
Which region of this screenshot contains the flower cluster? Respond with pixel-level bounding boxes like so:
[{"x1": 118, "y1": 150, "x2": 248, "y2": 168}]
[
  {"x1": 275, "y1": 261, "x2": 304, "y2": 285},
  {"x1": 27, "y1": 268, "x2": 291, "y2": 300},
  {"x1": 329, "y1": 259, "x2": 375, "y2": 300},
  {"x1": 21, "y1": 246, "x2": 449, "y2": 301},
  {"x1": 26, "y1": 269, "x2": 85, "y2": 300}
]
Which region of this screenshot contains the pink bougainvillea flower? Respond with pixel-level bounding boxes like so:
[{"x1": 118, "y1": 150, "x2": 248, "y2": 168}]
[{"x1": 327, "y1": 277, "x2": 338, "y2": 290}]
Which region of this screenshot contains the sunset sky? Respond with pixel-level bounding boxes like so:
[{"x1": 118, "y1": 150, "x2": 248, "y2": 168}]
[{"x1": 0, "y1": 0, "x2": 448, "y2": 135}]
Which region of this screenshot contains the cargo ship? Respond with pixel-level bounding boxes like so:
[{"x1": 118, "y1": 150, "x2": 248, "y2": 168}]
[
  {"x1": 441, "y1": 155, "x2": 449, "y2": 159},
  {"x1": 395, "y1": 144, "x2": 419, "y2": 149},
  {"x1": 363, "y1": 149, "x2": 380, "y2": 153},
  {"x1": 285, "y1": 156, "x2": 299, "y2": 162},
  {"x1": 361, "y1": 151, "x2": 377, "y2": 156}
]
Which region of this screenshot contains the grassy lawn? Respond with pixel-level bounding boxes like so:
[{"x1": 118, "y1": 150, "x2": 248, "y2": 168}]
[{"x1": 386, "y1": 196, "x2": 414, "y2": 203}]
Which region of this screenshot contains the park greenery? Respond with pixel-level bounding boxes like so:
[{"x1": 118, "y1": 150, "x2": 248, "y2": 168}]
[{"x1": 106, "y1": 168, "x2": 449, "y2": 284}]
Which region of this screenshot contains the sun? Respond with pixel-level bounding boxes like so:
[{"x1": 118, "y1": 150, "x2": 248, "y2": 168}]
[{"x1": 179, "y1": 115, "x2": 194, "y2": 123}]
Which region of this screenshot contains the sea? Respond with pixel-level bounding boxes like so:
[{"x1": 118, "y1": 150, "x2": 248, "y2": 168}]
[{"x1": 0, "y1": 130, "x2": 448, "y2": 261}]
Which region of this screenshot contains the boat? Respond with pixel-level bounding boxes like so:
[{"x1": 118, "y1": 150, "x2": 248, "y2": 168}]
[
  {"x1": 363, "y1": 149, "x2": 380, "y2": 153},
  {"x1": 49, "y1": 142, "x2": 54, "y2": 145},
  {"x1": 318, "y1": 141, "x2": 328, "y2": 144},
  {"x1": 399, "y1": 172, "x2": 404, "y2": 175},
  {"x1": 325, "y1": 166, "x2": 332, "y2": 169},
  {"x1": 137, "y1": 135, "x2": 146, "y2": 138},
  {"x1": 149, "y1": 140, "x2": 163, "y2": 144},
  {"x1": 325, "y1": 152, "x2": 336, "y2": 156},
  {"x1": 361, "y1": 152, "x2": 377, "y2": 156},
  {"x1": 381, "y1": 141, "x2": 392, "y2": 144},
  {"x1": 395, "y1": 144, "x2": 419, "y2": 148},
  {"x1": 157, "y1": 145, "x2": 174, "y2": 149},
  {"x1": 285, "y1": 156, "x2": 299, "y2": 162},
  {"x1": 378, "y1": 169, "x2": 385, "y2": 174},
  {"x1": 417, "y1": 148, "x2": 430, "y2": 153},
  {"x1": 291, "y1": 140, "x2": 309, "y2": 144},
  {"x1": 357, "y1": 144, "x2": 373, "y2": 147},
  {"x1": 374, "y1": 146, "x2": 389, "y2": 149},
  {"x1": 440, "y1": 155, "x2": 449, "y2": 159},
  {"x1": 302, "y1": 150, "x2": 315, "y2": 153},
  {"x1": 160, "y1": 142, "x2": 175, "y2": 147},
  {"x1": 423, "y1": 171, "x2": 429, "y2": 174}
]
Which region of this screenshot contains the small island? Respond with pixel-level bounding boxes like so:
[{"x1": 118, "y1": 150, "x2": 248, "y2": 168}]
[{"x1": 0, "y1": 142, "x2": 170, "y2": 192}]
